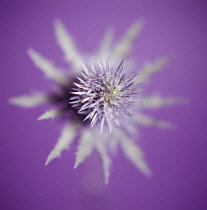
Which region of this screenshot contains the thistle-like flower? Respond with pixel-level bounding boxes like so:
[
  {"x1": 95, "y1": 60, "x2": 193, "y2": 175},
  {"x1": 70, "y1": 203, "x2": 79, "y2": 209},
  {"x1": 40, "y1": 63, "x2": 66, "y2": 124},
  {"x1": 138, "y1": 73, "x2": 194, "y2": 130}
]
[{"x1": 10, "y1": 19, "x2": 184, "y2": 184}]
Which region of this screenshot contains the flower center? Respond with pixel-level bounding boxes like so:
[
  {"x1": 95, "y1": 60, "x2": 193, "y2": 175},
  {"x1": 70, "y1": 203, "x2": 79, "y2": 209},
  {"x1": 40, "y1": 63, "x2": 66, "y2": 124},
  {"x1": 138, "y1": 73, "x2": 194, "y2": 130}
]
[{"x1": 70, "y1": 60, "x2": 139, "y2": 132}]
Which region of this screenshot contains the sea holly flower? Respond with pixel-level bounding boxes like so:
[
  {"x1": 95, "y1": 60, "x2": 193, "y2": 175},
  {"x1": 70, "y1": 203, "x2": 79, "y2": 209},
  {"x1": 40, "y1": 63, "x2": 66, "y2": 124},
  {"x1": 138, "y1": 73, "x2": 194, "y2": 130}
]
[{"x1": 10, "y1": 19, "x2": 184, "y2": 184}]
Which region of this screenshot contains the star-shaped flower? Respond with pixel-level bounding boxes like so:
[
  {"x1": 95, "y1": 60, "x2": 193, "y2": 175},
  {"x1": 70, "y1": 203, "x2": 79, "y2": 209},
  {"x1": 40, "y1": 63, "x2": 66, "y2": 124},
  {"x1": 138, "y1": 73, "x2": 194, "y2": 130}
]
[{"x1": 10, "y1": 19, "x2": 184, "y2": 184}]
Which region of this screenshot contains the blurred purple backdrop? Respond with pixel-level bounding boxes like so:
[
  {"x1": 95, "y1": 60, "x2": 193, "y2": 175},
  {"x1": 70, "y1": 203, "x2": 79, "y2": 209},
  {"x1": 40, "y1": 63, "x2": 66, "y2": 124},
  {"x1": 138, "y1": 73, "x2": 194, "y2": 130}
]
[{"x1": 1, "y1": 0, "x2": 207, "y2": 209}]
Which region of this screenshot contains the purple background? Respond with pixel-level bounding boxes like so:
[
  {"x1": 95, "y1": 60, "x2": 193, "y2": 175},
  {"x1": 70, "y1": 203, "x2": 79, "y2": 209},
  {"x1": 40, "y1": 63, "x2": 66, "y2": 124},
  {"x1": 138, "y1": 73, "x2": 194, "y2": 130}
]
[{"x1": 1, "y1": 0, "x2": 207, "y2": 209}]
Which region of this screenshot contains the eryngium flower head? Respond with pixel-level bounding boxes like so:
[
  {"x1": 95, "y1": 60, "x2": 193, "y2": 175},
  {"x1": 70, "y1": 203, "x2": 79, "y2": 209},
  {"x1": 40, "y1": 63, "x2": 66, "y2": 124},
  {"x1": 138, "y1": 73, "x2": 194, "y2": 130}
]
[
  {"x1": 70, "y1": 60, "x2": 141, "y2": 132},
  {"x1": 10, "y1": 19, "x2": 185, "y2": 184}
]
